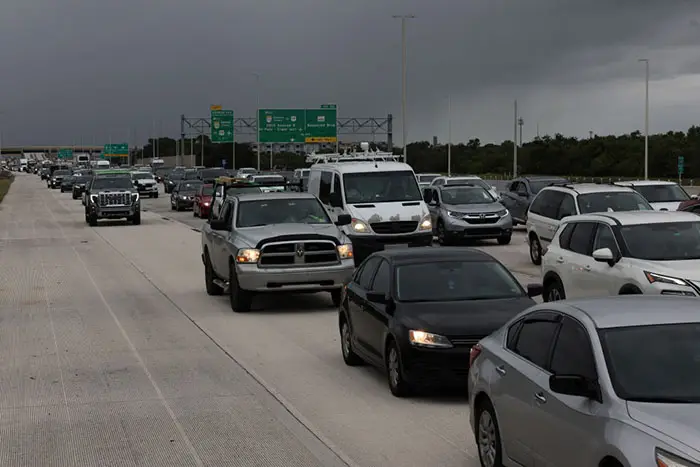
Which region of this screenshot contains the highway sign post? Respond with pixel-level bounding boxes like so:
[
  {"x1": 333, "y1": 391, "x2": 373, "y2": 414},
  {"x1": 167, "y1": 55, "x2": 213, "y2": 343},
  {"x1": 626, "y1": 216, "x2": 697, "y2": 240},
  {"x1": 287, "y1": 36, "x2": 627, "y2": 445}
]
[
  {"x1": 211, "y1": 107, "x2": 234, "y2": 169},
  {"x1": 678, "y1": 155, "x2": 685, "y2": 182},
  {"x1": 57, "y1": 148, "x2": 73, "y2": 160},
  {"x1": 258, "y1": 107, "x2": 337, "y2": 144}
]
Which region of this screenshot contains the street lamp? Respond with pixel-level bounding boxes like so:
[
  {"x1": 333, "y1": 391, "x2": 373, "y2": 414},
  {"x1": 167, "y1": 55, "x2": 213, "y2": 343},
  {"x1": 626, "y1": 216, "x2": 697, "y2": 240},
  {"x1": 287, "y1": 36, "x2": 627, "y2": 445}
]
[
  {"x1": 392, "y1": 14, "x2": 415, "y2": 164},
  {"x1": 517, "y1": 117, "x2": 524, "y2": 146},
  {"x1": 638, "y1": 58, "x2": 649, "y2": 179},
  {"x1": 253, "y1": 72, "x2": 261, "y2": 171}
]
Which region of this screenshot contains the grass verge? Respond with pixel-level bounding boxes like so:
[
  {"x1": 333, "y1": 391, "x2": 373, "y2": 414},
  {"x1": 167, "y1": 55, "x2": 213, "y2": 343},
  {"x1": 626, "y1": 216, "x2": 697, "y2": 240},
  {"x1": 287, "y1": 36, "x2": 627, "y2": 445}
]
[{"x1": 0, "y1": 177, "x2": 14, "y2": 204}]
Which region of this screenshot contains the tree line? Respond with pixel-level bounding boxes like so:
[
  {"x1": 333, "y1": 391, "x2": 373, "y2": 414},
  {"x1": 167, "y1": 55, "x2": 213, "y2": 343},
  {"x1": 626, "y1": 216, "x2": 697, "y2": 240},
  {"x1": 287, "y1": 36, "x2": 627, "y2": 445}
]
[{"x1": 136, "y1": 125, "x2": 700, "y2": 179}]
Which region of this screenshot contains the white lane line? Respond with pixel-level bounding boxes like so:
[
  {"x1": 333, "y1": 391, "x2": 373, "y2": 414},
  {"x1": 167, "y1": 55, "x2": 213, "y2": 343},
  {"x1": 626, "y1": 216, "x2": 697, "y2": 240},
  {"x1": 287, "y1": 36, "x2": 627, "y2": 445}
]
[{"x1": 45, "y1": 186, "x2": 205, "y2": 467}]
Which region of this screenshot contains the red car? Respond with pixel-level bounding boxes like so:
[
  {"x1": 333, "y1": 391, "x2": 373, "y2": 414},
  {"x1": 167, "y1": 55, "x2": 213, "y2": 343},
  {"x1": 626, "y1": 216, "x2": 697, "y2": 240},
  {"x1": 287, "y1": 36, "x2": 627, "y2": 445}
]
[{"x1": 193, "y1": 184, "x2": 214, "y2": 218}]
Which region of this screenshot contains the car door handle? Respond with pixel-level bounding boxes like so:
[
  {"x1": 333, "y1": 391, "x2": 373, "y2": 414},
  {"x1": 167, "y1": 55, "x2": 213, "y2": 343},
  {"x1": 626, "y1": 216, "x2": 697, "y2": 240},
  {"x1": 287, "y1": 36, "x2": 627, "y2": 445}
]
[
  {"x1": 584, "y1": 265, "x2": 592, "y2": 271},
  {"x1": 534, "y1": 392, "x2": 547, "y2": 404},
  {"x1": 495, "y1": 366, "x2": 506, "y2": 376},
  {"x1": 556, "y1": 257, "x2": 564, "y2": 263}
]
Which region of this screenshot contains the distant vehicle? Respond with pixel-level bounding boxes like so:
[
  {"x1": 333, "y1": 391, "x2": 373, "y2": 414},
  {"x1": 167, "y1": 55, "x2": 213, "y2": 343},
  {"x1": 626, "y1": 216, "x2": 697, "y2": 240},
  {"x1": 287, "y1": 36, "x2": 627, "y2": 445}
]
[
  {"x1": 235, "y1": 167, "x2": 257, "y2": 178},
  {"x1": 84, "y1": 171, "x2": 140, "y2": 226},
  {"x1": 615, "y1": 180, "x2": 693, "y2": 211},
  {"x1": 416, "y1": 173, "x2": 440, "y2": 189},
  {"x1": 150, "y1": 159, "x2": 165, "y2": 170},
  {"x1": 131, "y1": 171, "x2": 159, "y2": 198},
  {"x1": 500, "y1": 176, "x2": 569, "y2": 225}
]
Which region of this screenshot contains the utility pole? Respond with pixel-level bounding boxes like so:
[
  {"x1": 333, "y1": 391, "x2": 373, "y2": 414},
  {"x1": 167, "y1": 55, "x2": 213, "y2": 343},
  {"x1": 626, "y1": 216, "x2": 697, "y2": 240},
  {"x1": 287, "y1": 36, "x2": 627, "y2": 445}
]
[
  {"x1": 513, "y1": 100, "x2": 518, "y2": 177},
  {"x1": 254, "y1": 72, "x2": 261, "y2": 171},
  {"x1": 392, "y1": 14, "x2": 415, "y2": 165},
  {"x1": 639, "y1": 58, "x2": 649, "y2": 179},
  {"x1": 518, "y1": 117, "x2": 524, "y2": 146},
  {"x1": 447, "y1": 96, "x2": 452, "y2": 176}
]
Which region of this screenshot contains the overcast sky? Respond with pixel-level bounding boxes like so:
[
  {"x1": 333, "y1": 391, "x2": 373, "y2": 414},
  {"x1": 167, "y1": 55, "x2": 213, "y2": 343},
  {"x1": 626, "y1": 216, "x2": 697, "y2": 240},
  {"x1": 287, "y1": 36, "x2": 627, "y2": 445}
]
[{"x1": 0, "y1": 0, "x2": 698, "y2": 147}]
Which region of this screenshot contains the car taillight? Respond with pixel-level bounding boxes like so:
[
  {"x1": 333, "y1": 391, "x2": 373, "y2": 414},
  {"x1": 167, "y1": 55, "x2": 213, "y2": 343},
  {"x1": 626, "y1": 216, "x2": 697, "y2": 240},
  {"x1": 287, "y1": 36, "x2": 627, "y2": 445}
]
[{"x1": 469, "y1": 343, "x2": 482, "y2": 367}]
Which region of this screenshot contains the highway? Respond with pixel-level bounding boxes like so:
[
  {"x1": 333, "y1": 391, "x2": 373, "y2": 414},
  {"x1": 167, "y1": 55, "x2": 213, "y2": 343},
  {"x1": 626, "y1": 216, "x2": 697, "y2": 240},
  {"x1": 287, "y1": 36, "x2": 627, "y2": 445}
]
[{"x1": 1, "y1": 174, "x2": 540, "y2": 467}]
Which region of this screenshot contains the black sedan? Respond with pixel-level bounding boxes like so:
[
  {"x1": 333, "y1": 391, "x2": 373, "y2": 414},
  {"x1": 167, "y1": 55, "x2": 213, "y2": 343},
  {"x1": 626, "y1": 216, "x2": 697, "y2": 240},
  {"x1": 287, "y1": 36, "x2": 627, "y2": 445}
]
[
  {"x1": 60, "y1": 175, "x2": 76, "y2": 192},
  {"x1": 71, "y1": 175, "x2": 92, "y2": 199},
  {"x1": 338, "y1": 247, "x2": 542, "y2": 397}
]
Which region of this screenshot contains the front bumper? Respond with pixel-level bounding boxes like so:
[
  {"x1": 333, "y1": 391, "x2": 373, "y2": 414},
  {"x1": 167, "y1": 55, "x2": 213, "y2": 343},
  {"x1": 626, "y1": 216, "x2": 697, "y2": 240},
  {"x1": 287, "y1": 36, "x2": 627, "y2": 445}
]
[
  {"x1": 198, "y1": 203, "x2": 211, "y2": 217},
  {"x1": 444, "y1": 215, "x2": 513, "y2": 240},
  {"x1": 92, "y1": 204, "x2": 139, "y2": 219},
  {"x1": 49, "y1": 179, "x2": 62, "y2": 188},
  {"x1": 401, "y1": 343, "x2": 473, "y2": 387},
  {"x1": 175, "y1": 198, "x2": 194, "y2": 208},
  {"x1": 235, "y1": 260, "x2": 355, "y2": 292},
  {"x1": 137, "y1": 185, "x2": 158, "y2": 194},
  {"x1": 348, "y1": 231, "x2": 433, "y2": 265}
]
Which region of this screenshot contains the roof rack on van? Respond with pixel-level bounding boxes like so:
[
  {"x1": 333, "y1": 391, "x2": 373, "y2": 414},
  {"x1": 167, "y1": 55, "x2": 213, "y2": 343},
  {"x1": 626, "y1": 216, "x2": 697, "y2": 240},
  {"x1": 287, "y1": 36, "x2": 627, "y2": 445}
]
[{"x1": 305, "y1": 142, "x2": 401, "y2": 164}]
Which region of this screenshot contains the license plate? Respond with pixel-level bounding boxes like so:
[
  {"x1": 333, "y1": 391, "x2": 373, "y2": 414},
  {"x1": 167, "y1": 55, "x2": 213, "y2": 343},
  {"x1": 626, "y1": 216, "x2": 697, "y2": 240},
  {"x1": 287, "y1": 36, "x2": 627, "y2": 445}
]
[{"x1": 385, "y1": 244, "x2": 408, "y2": 249}]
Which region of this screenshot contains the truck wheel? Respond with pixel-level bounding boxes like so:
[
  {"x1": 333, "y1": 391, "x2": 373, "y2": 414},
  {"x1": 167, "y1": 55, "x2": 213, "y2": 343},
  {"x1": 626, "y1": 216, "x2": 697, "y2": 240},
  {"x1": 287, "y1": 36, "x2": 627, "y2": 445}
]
[
  {"x1": 132, "y1": 211, "x2": 141, "y2": 225},
  {"x1": 204, "y1": 252, "x2": 223, "y2": 295},
  {"x1": 88, "y1": 213, "x2": 98, "y2": 227},
  {"x1": 153, "y1": 193, "x2": 158, "y2": 199},
  {"x1": 229, "y1": 261, "x2": 252, "y2": 312},
  {"x1": 330, "y1": 289, "x2": 342, "y2": 307}
]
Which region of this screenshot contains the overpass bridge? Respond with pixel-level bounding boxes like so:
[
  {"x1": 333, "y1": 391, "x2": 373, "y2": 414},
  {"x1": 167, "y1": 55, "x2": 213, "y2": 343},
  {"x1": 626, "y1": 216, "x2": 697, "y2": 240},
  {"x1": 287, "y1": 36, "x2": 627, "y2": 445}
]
[{"x1": 0, "y1": 145, "x2": 104, "y2": 155}]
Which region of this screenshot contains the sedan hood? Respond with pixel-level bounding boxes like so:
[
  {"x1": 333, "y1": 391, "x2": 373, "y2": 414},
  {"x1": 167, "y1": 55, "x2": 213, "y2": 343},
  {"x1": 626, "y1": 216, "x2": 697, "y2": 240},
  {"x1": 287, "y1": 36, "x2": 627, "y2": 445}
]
[
  {"x1": 236, "y1": 223, "x2": 343, "y2": 248},
  {"x1": 443, "y1": 202, "x2": 504, "y2": 214},
  {"x1": 135, "y1": 178, "x2": 156, "y2": 184},
  {"x1": 400, "y1": 296, "x2": 535, "y2": 337},
  {"x1": 627, "y1": 402, "x2": 700, "y2": 460}
]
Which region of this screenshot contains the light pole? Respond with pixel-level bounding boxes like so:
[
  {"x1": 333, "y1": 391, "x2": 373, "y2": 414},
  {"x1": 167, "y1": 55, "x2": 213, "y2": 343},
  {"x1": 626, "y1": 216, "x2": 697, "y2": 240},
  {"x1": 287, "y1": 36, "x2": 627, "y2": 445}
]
[
  {"x1": 513, "y1": 100, "x2": 518, "y2": 177},
  {"x1": 392, "y1": 14, "x2": 415, "y2": 164},
  {"x1": 253, "y1": 72, "x2": 261, "y2": 171},
  {"x1": 517, "y1": 117, "x2": 524, "y2": 146},
  {"x1": 447, "y1": 96, "x2": 452, "y2": 176},
  {"x1": 639, "y1": 58, "x2": 649, "y2": 179}
]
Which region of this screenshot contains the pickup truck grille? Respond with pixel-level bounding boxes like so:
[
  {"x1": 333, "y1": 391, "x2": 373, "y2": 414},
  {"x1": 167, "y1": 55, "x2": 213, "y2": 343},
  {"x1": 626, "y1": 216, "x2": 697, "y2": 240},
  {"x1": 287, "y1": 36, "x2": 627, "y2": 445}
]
[
  {"x1": 259, "y1": 240, "x2": 338, "y2": 267},
  {"x1": 370, "y1": 221, "x2": 418, "y2": 234},
  {"x1": 99, "y1": 192, "x2": 131, "y2": 206}
]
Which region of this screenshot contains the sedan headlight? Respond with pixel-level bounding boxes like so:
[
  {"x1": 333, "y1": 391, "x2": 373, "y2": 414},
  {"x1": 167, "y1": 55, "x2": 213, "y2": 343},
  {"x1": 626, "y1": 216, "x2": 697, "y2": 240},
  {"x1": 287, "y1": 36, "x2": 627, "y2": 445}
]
[
  {"x1": 645, "y1": 271, "x2": 688, "y2": 286},
  {"x1": 337, "y1": 243, "x2": 353, "y2": 259},
  {"x1": 408, "y1": 330, "x2": 453, "y2": 348},
  {"x1": 351, "y1": 218, "x2": 370, "y2": 233},
  {"x1": 418, "y1": 214, "x2": 432, "y2": 231},
  {"x1": 655, "y1": 448, "x2": 695, "y2": 467},
  {"x1": 235, "y1": 248, "x2": 260, "y2": 263}
]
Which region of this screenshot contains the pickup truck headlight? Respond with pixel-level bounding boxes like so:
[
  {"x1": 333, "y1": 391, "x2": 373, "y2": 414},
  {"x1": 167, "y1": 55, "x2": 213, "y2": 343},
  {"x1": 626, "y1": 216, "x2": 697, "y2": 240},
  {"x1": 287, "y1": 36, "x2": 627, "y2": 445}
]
[
  {"x1": 337, "y1": 244, "x2": 353, "y2": 259},
  {"x1": 236, "y1": 248, "x2": 260, "y2": 263},
  {"x1": 132, "y1": 193, "x2": 139, "y2": 202},
  {"x1": 351, "y1": 219, "x2": 370, "y2": 233},
  {"x1": 418, "y1": 214, "x2": 432, "y2": 231},
  {"x1": 89, "y1": 194, "x2": 98, "y2": 203},
  {"x1": 408, "y1": 330, "x2": 453, "y2": 348}
]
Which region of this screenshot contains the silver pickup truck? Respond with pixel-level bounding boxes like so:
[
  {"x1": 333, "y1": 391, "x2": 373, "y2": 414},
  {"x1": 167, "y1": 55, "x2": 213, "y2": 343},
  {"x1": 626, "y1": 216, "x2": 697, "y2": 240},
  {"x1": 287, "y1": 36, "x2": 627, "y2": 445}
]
[{"x1": 201, "y1": 192, "x2": 355, "y2": 312}]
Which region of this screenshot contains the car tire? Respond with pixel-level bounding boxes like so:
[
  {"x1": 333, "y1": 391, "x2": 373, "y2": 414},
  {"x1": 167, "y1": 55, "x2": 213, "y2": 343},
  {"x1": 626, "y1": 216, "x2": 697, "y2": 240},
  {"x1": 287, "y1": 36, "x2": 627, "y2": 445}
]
[
  {"x1": 176, "y1": 201, "x2": 182, "y2": 211},
  {"x1": 437, "y1": 220, "x2": 452, "y2": 246},
  {"x1": 88, "y1": 213, "x2": 98, "y2": 227},
  {"x1": 475, "y1": 399, "x2": 504, "y2": 467},
  {"x1": 340, "y1": 318, "x2": 363, "y2": 366},
  {"x1": 171, "y1": 202, "x2": 176, "y2": 211},
  {"x1": 497, "y1": 234, "x2": 511, "y2": 245},
  {"x1": 529, "y1": 234, "x2": 542, "y2": 265},
  {"x1": 72, "y1": 193, "x2": 78, "y2": 200},
  {"x1": 132, "y1": 211, "x2": 141, "y2": 225},
  {"x1": 204, "y1": 251, "x2": 223, "y2": 295},
  {"x1": 386, "y1": 339, "x2": 411, "y2": 397},
  {"x1": 154, "y1": 193, "x2": 158, "y2": 198},
  {"x1": 229, "y1": 261, "x2": 252, "y2": 312},
  {"x1": 330, "y1": 289, "x2": 342, "y2": 307},
  {"x1": 543, "y1": 278, "x2": 565, "y2": 302},
  {"x1": 193, "y1": 209, "x2": 198, "y2": 218}
]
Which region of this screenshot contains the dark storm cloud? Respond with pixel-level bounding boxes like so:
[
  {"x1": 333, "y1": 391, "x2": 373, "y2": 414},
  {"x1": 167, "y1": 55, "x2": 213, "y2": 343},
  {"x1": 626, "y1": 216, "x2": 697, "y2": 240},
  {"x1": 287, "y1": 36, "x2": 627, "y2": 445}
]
[{"x1": 0, "y1": 0, "x2": 697, "y2": 145}]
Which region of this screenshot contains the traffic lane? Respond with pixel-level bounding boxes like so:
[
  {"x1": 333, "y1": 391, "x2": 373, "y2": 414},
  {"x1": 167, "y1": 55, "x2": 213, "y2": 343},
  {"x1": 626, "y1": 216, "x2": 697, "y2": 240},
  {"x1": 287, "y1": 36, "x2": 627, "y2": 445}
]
[
  {"x1": 140, "y1": 185, "x2": 206, "y2": 231},
  {"x1": 88, "y1": 214, "x2": 539, "y2": 467},
  {"x1": 21, "y1": 178, "x2": 350, "y2": 467}
]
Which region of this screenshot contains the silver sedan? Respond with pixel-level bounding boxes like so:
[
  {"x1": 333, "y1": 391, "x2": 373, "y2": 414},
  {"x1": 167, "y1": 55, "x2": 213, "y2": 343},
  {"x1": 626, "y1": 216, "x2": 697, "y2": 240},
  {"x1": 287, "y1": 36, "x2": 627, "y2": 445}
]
[{"x1": 468, "y1": 295, "x2": 700, "y2": 467}]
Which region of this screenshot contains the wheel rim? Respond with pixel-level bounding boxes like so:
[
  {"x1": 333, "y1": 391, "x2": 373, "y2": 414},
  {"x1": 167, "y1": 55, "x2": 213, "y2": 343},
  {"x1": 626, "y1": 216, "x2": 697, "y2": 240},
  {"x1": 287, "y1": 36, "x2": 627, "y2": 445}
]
[
  {"x1": 530, "y1": 239, "x2": 540, "y2": 261},
  {"x1": 548, "y1": 287, "x2": 561, "y2": 301},
  {"x1": 478, "y1": 411, "x2": 497, "y2": 467},
  {"x1": 388, "y1": 347, "x2": 400, "y2": 389},
  {"x1": 341, "y1": 323, "x2": 351, "y2": 358}
]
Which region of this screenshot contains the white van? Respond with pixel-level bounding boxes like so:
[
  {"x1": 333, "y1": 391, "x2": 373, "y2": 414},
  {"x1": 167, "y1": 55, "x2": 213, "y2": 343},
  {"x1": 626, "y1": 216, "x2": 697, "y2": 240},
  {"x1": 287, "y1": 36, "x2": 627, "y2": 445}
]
[{"x1": 308, "y1": 159, "x2": 433, "y2": 265}]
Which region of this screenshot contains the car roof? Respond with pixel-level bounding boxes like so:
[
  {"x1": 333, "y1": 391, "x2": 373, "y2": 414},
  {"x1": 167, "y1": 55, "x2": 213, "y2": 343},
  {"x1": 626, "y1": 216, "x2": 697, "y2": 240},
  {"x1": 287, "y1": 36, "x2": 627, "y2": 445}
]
[
  {"x1": 371, "y1": 246, "x2": 497, "y2": 265},
  {"x1": 561, "y1": 210, "x2": 699, "y2": 225},
  {"x1": 235, "y1": 192, "x2": 317, "y2": 202},
  {"x1": 615, "y1": 180, "x2": 678, "y2": 186},
  {"x1": 544, "y1": 183, "x2": 635, "y2": 195},
  {"x1": 311, "y1": 161, "x2": 413, "y2": 174},
  {"x1": 522, "y1": 175, "x2": 568, "y2": 181},
  {"x1": 554, "y1": 296, "x2": 700, "y2": 329}
]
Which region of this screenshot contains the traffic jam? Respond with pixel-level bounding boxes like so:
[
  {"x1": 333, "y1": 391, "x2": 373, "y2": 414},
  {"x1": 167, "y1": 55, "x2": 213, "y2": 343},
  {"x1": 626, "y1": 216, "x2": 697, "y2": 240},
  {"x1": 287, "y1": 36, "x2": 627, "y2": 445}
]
[{"x1": 35, "y1": 146, "x2": 700, "y2": 467}]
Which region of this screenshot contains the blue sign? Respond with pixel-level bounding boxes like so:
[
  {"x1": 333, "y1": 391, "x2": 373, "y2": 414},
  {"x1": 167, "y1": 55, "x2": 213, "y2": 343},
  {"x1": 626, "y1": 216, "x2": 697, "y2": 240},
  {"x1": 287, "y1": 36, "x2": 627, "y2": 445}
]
[
  {"x1": 221, "y1": 159, "x2": 227, "y2": 168},
  {"x1": 678, "y1": 155, "x2": 685, "y2": 174}
]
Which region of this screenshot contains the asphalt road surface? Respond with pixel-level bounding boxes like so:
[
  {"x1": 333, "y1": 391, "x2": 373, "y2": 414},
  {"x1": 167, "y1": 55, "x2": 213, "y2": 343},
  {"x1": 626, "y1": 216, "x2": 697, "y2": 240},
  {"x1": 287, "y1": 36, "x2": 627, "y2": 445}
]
[{"x1": 1, "y1": 174, "x2": 542, "y2": 467}]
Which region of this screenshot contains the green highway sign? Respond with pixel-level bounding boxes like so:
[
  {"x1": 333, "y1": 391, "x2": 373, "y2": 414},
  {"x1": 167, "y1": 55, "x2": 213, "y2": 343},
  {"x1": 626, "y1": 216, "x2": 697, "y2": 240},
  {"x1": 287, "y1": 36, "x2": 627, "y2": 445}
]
[
  {"x1": 678, "y1": 155, "x2": 685, "y2": 174},
  {"x1": 211, "y1": 109, "x2": 234, "y2": 143},
  {"x1": 103, "y1": 143, "x2": 129, "y2": 158},
  {"x1": 258, "y1": 107, "x2": 337, "y2": 144},
  {"x1": 57, "y1": 148, "x2": 73, "y2": 159}
]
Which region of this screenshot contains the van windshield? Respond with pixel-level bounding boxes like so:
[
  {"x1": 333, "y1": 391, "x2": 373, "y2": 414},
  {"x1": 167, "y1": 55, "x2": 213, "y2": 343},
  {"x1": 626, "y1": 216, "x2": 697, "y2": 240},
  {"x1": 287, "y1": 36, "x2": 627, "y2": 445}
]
[{"x1": 343, "y1": 170, "x2": 422, "y2": 204}]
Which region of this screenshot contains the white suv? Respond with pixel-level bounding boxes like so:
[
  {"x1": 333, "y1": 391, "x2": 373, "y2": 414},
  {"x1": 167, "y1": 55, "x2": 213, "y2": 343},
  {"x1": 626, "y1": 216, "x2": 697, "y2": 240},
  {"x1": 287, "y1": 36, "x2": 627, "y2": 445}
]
[
  {"x1": 541, "y1": 210, "x2": 700, "y2": 301},
  {"x1": 614, "y1": 180, "x2": 695, "y2": 211},
  {"x1": 526, "y1": 183, "x2": 652, "y2": 265}
]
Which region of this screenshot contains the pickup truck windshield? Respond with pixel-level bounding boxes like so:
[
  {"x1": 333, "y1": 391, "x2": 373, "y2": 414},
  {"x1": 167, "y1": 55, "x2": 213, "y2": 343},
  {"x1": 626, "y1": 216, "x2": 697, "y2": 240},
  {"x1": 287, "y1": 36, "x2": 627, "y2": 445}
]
[
  {"x1": 237, "y1": 198, "x2": 331, "y2": 227},
  {"x1": 92, "y1": 177, "x2": 133, "y2": 190}
]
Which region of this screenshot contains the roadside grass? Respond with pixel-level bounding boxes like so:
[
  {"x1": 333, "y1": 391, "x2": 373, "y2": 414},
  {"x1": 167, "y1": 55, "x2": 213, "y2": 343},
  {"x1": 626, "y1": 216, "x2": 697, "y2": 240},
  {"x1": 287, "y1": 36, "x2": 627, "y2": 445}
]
[{"x1": 0, "y1": 177, "x2": 14, "y2": 204}]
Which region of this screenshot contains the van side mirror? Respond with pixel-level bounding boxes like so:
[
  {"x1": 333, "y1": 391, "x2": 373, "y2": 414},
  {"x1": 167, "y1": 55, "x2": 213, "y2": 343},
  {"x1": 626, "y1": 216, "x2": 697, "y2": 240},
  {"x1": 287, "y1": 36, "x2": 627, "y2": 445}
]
[
  {"x1": 335, "y1": 214, "x2": 351, "y2": 226},
  {"x1": 329, "y1": 191, "x2": 343, "y2": 208},
  {"x1": 423, "y1": 188, "x2": 432, "y2": 203}
]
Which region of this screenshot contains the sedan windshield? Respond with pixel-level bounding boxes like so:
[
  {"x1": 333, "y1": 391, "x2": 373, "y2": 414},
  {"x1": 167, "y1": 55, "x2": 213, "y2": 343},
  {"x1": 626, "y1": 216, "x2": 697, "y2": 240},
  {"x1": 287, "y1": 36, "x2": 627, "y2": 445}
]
[
  {"x1": 343, "y1": 170, "x2": 421, "y2": 204},
  {"x1": 91, "y1": 177, "x2": 133, "y2": 190},
  {"x1": 225, "y1": 186, "x2": 262, "y2": 196},
  {"x1": 577, "y1": 192, "x2": 652, "y2": 213},
  {"x1": 620, "y1": 221, "x2": 700, "y2": 260},
  {"x1": 200, "y1": 185, "x2": 214, "y2": 196},
  {"x1": 600, "y1": 323, "x2": 700, "y2": 402},
  {"x1": 200, "y1": 168, "x2": 227, "y2": 179},
  {"x1": 132, "y1": 173, "x2": 152, "y2": 180},
  {"x1": 396, "y1": 260, "x2": 524, "y2": 302},
  {"x1": 54, "y1": 170, "x2": 70, "y2": 176},
  {"x1": 441, "y1": 186, "x2": 494, "y2": 204},
  {"x1": 178, "y1": 182, "x2": 202, "y2": 192},
  {"x1": 445, "y1": 178, "x2": 491, "y2": 190},
  {"x1": 236, "y1": 198, "x2": 330, "y2": 227},
  {"x1": 634, "y1": 184, "x2": 690, "y2": 203}
]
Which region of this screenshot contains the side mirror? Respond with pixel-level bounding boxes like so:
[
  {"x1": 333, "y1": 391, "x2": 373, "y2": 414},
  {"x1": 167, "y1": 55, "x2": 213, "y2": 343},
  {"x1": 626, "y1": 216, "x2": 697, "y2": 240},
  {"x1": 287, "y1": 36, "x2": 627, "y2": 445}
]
[
  {"x1": 518, "y1": 190, "x2": 528, "y2": 197},
  {"x1": 691, "y1": 194, "x2": 698, "y2": 200},
  {"x1": 549, "y1": 375, "x2": 600, "y2": 401},
  {"x1": 592, "y1": 247, "x2": 615, "y2": 266},
  {"x1": 366, "y1": 292, "x2": 387, "y2": 304},
  {"x1": 329, "y1": 191, "x2": 343, "y2": 208},
  {"x1": 210, "y1": 218, "x2": 230, "y2": 231},
  {"x1": 422, "y1": 188, "x2": 432, "y2": 203},
  {"x1": 335, "y1": 214, "x2": 352, "y2": 226},
  {"x1": 527, "y1": 283, "x2": 543, "y2": 297}
]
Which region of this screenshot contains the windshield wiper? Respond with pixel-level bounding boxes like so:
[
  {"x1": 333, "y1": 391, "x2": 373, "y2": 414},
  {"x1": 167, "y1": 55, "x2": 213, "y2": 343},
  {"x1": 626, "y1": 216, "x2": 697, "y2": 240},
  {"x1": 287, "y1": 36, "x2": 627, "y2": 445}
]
[{"x1": 627, "y1": 396, "x2": 700, "y2": 403}]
